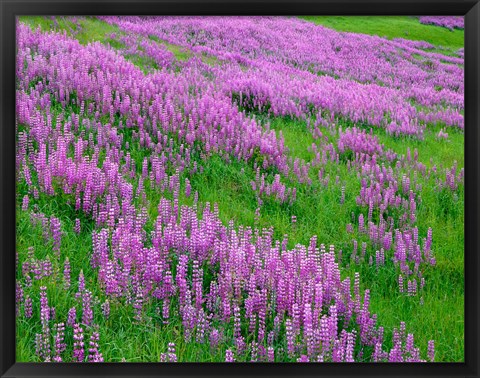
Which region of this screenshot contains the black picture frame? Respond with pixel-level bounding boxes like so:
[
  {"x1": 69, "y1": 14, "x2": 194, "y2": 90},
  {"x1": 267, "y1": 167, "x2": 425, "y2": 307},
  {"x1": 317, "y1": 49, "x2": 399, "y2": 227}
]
[{"x1": 1, "y1": 1, "x2": 478, "y2": 377}]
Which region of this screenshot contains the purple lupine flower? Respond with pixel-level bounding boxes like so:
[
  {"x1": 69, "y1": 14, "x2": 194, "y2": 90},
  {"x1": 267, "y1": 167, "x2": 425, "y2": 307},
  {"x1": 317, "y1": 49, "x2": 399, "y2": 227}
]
[
  {"x1": 22, "y1": 195, "x2": 29, "y2": 211},
  {"x1": 345, "y1": 331, "x2": 356, "y2": 362},
  {"x1": 405, "y1": 333, "x2": 415, "y2": 352},
  {"x1": 78, "y1": 270, "x2": 85, "y2": 294},
  {"x1": 42, "y1": 258, "x2": 53, "y2": 278},
  {"x1": 407, "y1": 279, "x2": 417, "y2": 296},
  {"x1": 88, "y1": 330, "x2": 104, "y2": 362},
  {"x1": 101, "y1": 300, "x2": 110, "y2": 318},
  {"x1": 162, "y1": 299, "x2": 170, "y2": 324},
  {"x1": 16, "y1": 281, "x2": 23, "y2": 317},
  {"x1": 39, "y1": 286, "x2": 51, "y2": 360},
  {"x1": 53, "y1": 323, "x2": 66, "y2": 362},
  {"x1": 73, "y1": 323, "x2": 85, "y2": 362},
  {"x1": 82, "y1": 290, "x2": 93, "y2": 326},
  {"x1": 184, "y1": 178, "x2": 191, "y2": 198},
  {"x1": 63, "y1": 258, "x2": 71, "y2": 290},
  {"x1": 35, "y1": 333, "x2": 43, "y2": 360},
  {"x1": 285, "y1": 318, "x2": 295, "y2": 357},
  {"x1": 267, "y1": 347, "x2": 275, "y2": 362},
  {"x1": 24, "y1": 296, "x2": 33, "y2": 318},
  {"x1": 233, "y1": 305, "x2": 241, "y2": 339},
  {"x1": 427, "y1": 340, "x2": 435, "y2": 362},
  {"x1": 358, "y1": 214, "x2": 365, "y2": 234},
  {"x1": 74, "y1": 218, "x2": 81, "y2": 234},
  {"x1": 297, "y1": 355, "x2": 309, "y2": 362},
  {"x1": 209, "y1": 328, "x2": 220, "y2": 351},
  {"x1": 133, "y1": 289, "x2": 143, "y2": 322},
  {"x1": 398, "y1": 275, "x2": 404, "y2": 293},
  {"x1": 168, "y1": 342, "x2": 177, "y2": 362},
  {"x1": 250, "y1": 341, "x2": 258, "y2": 362},
  {"x1": 225, "y1": 349, "x2": 235, "y2": 362},
  {"x1": 50, "y1": 217, "x2": 62, "y2": 257},
  {"x1": 67, "y1": 307, "x2": 77, "y2": 327}
]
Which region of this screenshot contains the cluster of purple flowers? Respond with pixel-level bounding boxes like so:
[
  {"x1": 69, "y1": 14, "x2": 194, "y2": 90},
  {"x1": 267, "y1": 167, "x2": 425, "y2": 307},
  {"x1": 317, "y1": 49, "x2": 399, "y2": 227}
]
[
  {"x1": 437, "y1": 161, "x2": 464, "y2": 192},
  {"x1": 251, "y1": 169, "x2": 296, "y2": 205},
  {"x1": 338, "y1": 127, "x2": 384, "y2": 159},
  {"x1": 341, "y1": 146, "x2": 440, "y2": 292},
  {"x1": 28, "y1": 282, "x2": 105, "y2": 362},
  {"x1": 418, "y1": 16, "x2": 464, "y2": 30}
]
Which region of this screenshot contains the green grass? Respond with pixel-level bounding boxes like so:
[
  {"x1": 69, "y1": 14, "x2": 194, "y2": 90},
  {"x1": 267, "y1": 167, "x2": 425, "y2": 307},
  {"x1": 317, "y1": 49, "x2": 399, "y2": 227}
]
[
  {"x1": 18, "y1": 16, "x2": 78, "y2": 35},
  {"x1": 299, "y1": 16, "x2": 464, "y2": 50},
  {"x1": 18, "y1": 16, "x2": 120, "y2": 45},
  {"x1": 375, "y1": 124, "x2": 464, "y2": 170},
  {"x1": 148, "y1": 34, "x2": 193, "y2": 61},
  {"x1": 123, "y1": 54, "x2": 159, "y2": 74},
  {"x1": 269, "y1": 117, "x2": 317, "y2": 162},
  {"x1": 16, "y1": 15, "x2": 464, "y2": 363}
]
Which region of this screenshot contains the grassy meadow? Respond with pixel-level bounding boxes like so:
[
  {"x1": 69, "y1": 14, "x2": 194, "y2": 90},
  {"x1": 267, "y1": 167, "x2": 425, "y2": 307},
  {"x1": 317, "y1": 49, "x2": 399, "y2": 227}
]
[{"x1": 15, "y1": 16, "x2": 464, "y2": 362}]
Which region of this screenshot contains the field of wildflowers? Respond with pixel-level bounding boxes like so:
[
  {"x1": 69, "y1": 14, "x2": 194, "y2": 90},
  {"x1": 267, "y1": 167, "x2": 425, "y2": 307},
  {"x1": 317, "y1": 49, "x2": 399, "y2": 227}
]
[{"x1": 15, "y1": 16, "x2": 464, "y2": 363}]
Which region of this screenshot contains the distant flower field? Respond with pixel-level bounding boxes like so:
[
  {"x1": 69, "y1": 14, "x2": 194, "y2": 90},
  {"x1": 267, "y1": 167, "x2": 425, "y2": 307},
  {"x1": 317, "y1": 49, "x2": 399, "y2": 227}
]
[
  {"x1": 15, "y1": 16, "x2": 464, "y2": 363},
  {"x1": 418, "y1": 16, "x2": 464, "y2": 31}
]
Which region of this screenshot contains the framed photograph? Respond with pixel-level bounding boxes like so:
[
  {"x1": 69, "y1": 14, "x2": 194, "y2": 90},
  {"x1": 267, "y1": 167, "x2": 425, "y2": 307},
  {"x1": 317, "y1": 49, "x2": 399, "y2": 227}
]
[{"x1": 1, "y1": 1, "x2": 478, "y2": 377}]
